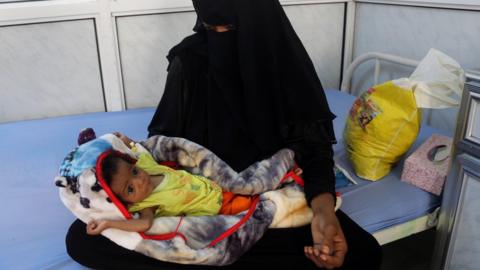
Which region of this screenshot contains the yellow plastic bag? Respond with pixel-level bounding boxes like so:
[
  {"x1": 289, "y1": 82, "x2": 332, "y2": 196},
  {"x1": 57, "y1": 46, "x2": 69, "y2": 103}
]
[
  {"x1": 343, "y1": 49, "x2": 465, "y2": 181},
  {"x1": 343, "y1": 81, "x2": 421, "y2": 181}
]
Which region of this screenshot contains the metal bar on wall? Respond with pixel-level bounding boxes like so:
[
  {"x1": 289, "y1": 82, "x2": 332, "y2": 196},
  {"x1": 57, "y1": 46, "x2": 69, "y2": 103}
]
[
  {"x1": 95, "y1": 0, "x2": 124, "y2": 111},
  {"x1": 342, "y1": 1, "x2": 356, "y2": 83}
]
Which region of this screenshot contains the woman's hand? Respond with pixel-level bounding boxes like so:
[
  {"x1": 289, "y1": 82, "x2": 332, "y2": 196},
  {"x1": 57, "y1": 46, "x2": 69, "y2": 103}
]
[
  {"x1": 304, "y1": 193, "x2": 348, "y2": 269},
  {"x1": 86, "y1": 220, "x2": 110, "y2": 235}
]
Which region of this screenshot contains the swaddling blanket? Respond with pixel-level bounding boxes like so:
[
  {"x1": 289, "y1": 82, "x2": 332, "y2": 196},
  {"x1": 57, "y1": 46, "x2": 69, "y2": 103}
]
[{"x1": 56, "y1": 134, "x2": 312, "y2": 266}]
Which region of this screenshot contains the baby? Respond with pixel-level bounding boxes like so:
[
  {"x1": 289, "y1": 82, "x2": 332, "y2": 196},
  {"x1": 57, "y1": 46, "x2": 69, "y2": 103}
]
[{"x1": 87, "y1": 133, "x2": 300, "y2": 235}]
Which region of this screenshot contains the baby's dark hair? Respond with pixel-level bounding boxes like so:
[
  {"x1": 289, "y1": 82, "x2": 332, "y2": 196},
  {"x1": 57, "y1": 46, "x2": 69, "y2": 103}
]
[{"x1": 101, "y1": 155, "x2": 132, "y2": 186}]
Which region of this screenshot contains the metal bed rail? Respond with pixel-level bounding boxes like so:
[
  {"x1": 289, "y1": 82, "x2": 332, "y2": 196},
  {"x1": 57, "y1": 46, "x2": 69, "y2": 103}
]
[{"x1": 340, "y1": 52, "x2": 479, "y2": 94}]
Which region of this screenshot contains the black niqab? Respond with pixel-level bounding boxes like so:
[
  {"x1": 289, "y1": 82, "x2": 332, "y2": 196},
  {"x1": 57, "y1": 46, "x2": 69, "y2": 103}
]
[
  {"x1": 194, "y1": 0, "x2": 335, "y2": 150},
  {"x1": 152, "y1": 0, "x2": 336, "y2": 170},
  {"x1": 192, "y1": 0, "x2": 236, "y2": 26}
]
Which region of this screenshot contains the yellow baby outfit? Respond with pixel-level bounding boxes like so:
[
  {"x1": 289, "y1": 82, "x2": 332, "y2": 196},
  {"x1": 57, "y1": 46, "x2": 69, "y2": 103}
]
[{"x1": 128, "y1": 153, "x2": 223, "y2": 217}]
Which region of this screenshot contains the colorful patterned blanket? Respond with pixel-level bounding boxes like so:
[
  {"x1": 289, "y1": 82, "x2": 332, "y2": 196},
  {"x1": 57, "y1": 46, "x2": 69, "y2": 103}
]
[{"x1": 55, "y1": 134, "x2": 312, "y2": 265}]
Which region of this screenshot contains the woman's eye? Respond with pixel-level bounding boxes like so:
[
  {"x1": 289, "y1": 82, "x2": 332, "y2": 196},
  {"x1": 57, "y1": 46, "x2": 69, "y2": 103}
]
[
  {"x1": 127, "y1": 186, "x2": 134, "y2": 195},
  {"x1": 132, "y1": 168, "x2": 138, "y2": 176}
]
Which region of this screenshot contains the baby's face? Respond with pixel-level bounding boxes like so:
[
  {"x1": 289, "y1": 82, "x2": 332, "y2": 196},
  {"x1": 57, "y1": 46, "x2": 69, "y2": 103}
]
[{"x1": 110, "y1": 159, "x2": 154, "y2": 204}]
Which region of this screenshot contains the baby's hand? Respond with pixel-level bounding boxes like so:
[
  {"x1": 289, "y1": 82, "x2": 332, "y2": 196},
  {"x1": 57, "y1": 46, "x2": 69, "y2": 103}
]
[
  {"x1": 113, "y1": 132, "x2": 133, "y2": 147},
  {"x1": 86, "y1": 219, "x2": 109, "y2": 235},
  {"x1": 294, "y1": 167, "x2": 303, "y2": 176}
]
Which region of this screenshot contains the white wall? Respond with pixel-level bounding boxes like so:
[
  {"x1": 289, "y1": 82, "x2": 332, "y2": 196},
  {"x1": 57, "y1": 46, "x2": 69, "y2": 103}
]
[
  {"x1": 352, "y1": 2, "x2": 480, "y2": 133},
  {"x1": 0, "y1": 19, "x2": 104, "y2": 123},
  {"x1": 1, "y1": 0, "x2": 480, "y2": 128},
  {"x1": 284, "y1": 4, "x2": 345, "y2": 93},
  {"x1": 116, "y1": 12, "x2": 196, "y2": 109},
  {"x1": 0, "y1": 0, "x2": 347, "y2": 123}
]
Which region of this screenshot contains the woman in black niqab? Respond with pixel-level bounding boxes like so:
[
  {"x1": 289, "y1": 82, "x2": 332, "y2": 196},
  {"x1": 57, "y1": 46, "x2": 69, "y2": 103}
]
[
  {"x1": 150, "y1": 0, "x2": 337, "y2": 175},
  {"x1": 147, "y1": 1, "x2": 381, "y2": 269},
  {"x1": 195, "y1": 0, "x2": 336, "y2": 147},
  {"x1": 65, "y1": 1, "x2": 382, "y2": 269}
]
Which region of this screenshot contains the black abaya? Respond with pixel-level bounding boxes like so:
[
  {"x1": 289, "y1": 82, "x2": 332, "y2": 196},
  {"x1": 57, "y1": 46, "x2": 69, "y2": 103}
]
[
  {"x1": 67, "y1": 211, "x2": 381, "y2": 270},
  {"x1": 149, "y1": 0, "x2": 339, "y2": 202},
  {"x1": 65, "y1": 55, "x2": 381, "y2": 269},
  {"x1": 65, "y1": 0, "x2": 382, "y2": 268}
]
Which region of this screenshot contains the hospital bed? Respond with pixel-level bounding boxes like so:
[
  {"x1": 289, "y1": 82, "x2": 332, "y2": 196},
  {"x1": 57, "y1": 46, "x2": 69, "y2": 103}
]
[
  {"x1": 336, "y1": 52, "x2": 446, "y2": 245},
  {"x1": 0, "y1": 52, "x2": 457, "y2": 269}
]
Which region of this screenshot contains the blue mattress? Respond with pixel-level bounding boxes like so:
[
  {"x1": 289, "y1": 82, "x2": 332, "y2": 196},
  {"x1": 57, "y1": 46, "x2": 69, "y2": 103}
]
[
  {"x1": 0, "y1": 109, "x2": 155, "y2": 270},
  {"x1": 0, "y1": 90, "x2": 447, "y2": 269}
]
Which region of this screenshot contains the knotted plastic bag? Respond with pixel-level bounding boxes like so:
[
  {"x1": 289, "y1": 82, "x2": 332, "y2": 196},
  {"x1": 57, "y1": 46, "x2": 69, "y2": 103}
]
[{"x1": 343, "y1": 49, "x2": 465, "y2": 181}]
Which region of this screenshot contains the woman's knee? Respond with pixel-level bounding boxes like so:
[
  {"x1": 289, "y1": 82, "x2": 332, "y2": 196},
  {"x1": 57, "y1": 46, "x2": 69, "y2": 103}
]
[
  {"x1": 65, "y1": 220, "x2": 87, "y2": 262},
  {"x1": 65, "y1": 219, "x2": 101, "y2": 267}
]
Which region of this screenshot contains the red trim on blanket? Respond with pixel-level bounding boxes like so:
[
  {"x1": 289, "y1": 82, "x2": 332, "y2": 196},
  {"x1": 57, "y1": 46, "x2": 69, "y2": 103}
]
[
  {"x1": 280, "y1": 164, "x2": 304, "y2": 187},
  {"x1": 95, "y1": 151, "x2": 300, "y2": 247},
  {"x1": 140, "y1": 216, "x2": 186, "y2": 242},
  {"x1": 159, "y1": 161, "x2": 179, "y2": 169},
  {"x1": 96, "y1": 150, "x2": 137, "y2": 219},
  {"x1": 95, "y1": 150, "x2": 185, "y2": 242},
  {"x1": 207, "y1": 196, "x2": 260, "y2": 247},
  {"x1": 207, "y1": 162, "x2": 302, "y2": 247}
]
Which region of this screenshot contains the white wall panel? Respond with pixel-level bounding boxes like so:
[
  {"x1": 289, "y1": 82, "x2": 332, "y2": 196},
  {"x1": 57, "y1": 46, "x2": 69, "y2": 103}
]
[
  {"x1": 0, "y1": 19, "x2": 104, "y2": 123},
  {"x1": 116, "y1": 12, "x2": 196, "y2": 109},
  {"x1": 352, "y1": 3, "x2": 480, "y2": 132},
  {"x1": 284, "y1": 4, "x2": 345, "y2": 91},
  {"x1": 118, "y1": 4, "x2": 345, "y2": 109}
]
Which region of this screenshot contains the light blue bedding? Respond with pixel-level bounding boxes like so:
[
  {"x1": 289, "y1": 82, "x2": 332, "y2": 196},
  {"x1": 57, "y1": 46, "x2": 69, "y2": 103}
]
[
  {"x1": 0, "y1": 109, "x2": 154, "y2": 270},
  {"x1": 0, "y1": 90, "x2": 447, "y2": 269}
]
